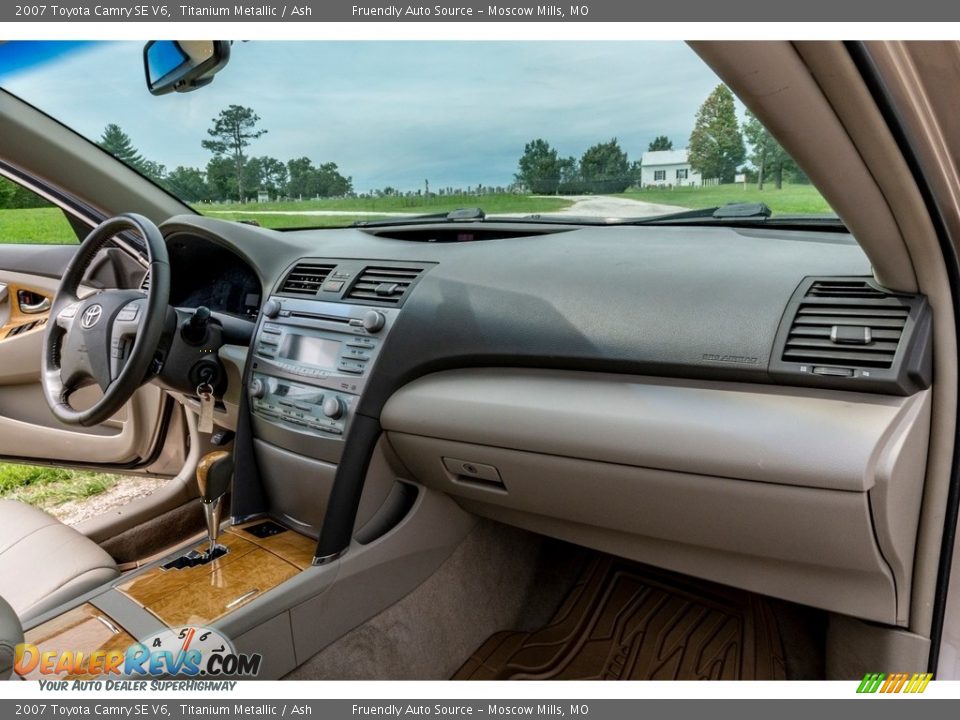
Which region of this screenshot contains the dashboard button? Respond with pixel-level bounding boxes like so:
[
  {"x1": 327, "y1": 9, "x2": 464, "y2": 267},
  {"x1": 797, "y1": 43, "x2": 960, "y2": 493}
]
[
  {"x1": 249, "y1": 378, "x2": 266, "y2": 399},
  {"x1": 262, "y1": 300, "x2": 281, "y2": 318},
  {"x1": 362, "y1": 310, "x2": 386, "y2": 333},
  {"x1": 323, "y1": 397, "x2": 344, "y2": 419}
]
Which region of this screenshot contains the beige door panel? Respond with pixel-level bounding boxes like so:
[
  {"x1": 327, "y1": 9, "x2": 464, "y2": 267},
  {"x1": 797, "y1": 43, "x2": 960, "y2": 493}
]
[{"x1": 0, "y1": 269, "x2": 165, "y2": 465}]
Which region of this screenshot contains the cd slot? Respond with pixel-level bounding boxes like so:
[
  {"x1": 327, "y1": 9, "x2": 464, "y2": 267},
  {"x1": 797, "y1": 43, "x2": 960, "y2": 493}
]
[{"x1": 288, "y1": 310, "x2": 352, "y2": 325}]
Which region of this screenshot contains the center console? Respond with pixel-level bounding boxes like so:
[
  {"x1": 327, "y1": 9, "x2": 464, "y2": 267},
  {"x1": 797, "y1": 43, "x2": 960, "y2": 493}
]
[
  {"x1": 248, "y1": 296, "x2": 398, "y2": 463},
  {"x1": 245, "y1": 259, "x2": 429, "y2": 537}
]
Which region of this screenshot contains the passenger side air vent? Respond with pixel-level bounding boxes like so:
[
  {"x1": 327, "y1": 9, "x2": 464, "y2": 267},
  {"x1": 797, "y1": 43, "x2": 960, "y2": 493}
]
[
  {"x1": 771, "y1": 276, "x2": 932, "y2": 395},
  {"x1": 345, "y1": 266, "x2": 423, "y2": 305},
  {"x1": 805, "y1": 279, "x2": 886, "y2": 300},
  {"x1": 782, "y1": 304, "x2": 907, "y2": 369},
  {"x1": 279, "y1": 262, "x2": 336, "y2": 296}
]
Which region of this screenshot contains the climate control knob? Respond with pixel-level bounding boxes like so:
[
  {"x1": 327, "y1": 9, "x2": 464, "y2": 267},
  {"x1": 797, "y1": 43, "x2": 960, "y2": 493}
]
[
  {"x1": 362, "y1": 310, "x2": 386, "y2": 333},
  {"x1": 248, "y1": 378, "x2": 266, "y2": 399},
  {"x1": 262, "y1": 299, "x2": 281, "y2": 319},
  {"x1": 322, "y1": 396, "x2": 344, "y2": 420}
]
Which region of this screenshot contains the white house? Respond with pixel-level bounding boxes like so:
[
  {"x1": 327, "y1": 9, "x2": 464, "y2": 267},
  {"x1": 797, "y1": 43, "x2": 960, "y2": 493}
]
[{"x1": 639, "y1": 149, "x2": 702, "y2": 188}]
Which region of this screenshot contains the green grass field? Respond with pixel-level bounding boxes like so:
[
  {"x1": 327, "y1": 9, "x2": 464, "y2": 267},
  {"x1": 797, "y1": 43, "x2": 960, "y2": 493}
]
[
  {"x1": 0, "y1": 462, "x2": 121, "y2": 509},
  {"x1": 205, "y1": 193, "x2": 573, "y2": 214},
  {"x1": 0, "y1": 186, "x2": 832, "y2": 242},
  {"x1": 0, "y1": 206, "x2": 80, "y2": 244},
  {"x1": 202, "y1": 193, "x2": 574, "y2": 230},
  {"x1": 618, "y1": 183, "x2": 832, "y2": 215}
]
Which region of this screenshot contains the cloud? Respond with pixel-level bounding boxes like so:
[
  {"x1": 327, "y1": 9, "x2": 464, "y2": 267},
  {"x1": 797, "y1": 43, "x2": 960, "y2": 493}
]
[{"x1": 0, "y1": 41, "x2": 730, "y2": 192}]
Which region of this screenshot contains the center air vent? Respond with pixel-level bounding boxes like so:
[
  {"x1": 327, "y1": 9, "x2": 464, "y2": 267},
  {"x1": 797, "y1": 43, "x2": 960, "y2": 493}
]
[
  {"x1": 771, "y1": 276, "x2": 931, "y2": 395},
  {"x1": 345, "y1": 266, "x2": 423, "y2": 305},
  {"x1": 279, "y1": 262, "x2": 336, "y2": 296}
]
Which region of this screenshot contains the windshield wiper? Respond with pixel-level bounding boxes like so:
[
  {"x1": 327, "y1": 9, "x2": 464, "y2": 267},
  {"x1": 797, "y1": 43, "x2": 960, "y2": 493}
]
[
  {"x1": 618, "y1": 202, "x2": 772, "y2": 224},
  {"x1": 353, "y1": 207, "x2": 487, "y2": 228},
  {"x1": 616, "y1": 201, "x2": 844, "y2": 229}
]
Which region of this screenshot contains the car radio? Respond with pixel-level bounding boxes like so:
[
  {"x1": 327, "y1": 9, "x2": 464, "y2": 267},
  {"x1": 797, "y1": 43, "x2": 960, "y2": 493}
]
[{"x1": 248, "y1": 296, "x2": 400, "y2": 456}]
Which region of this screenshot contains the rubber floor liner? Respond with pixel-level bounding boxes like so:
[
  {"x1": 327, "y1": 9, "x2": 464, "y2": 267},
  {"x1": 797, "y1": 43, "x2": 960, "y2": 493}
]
[{"x1": 453, "y1": 555, "x2": 786, "y2": 680}]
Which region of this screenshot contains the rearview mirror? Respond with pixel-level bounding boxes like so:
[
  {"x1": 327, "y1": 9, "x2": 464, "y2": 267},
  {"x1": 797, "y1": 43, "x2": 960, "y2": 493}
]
[{"x1": 143, "y1": 41, "x2": 230, "y2": 96}]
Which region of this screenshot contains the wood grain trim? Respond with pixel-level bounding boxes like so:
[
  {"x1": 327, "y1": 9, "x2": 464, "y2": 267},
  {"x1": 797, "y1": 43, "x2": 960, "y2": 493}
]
[
  {"x1": 20, "y1": 603, "x2": 136, "y2": 680},
  {"x1": 228, "y1": 521, "x2": 317, "y2": 570},
  {"x1": 0, "y1": 282, "x2": 50, "y2": 340},
  {"x1": 117, "y1": 533, "x2": 300, "y2": 627}
]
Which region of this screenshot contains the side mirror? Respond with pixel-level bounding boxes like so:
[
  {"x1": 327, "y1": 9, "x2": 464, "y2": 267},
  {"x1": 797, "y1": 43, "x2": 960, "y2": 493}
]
[{"x1": 143, "y1": 40, "x2": 230, "y2": 96}]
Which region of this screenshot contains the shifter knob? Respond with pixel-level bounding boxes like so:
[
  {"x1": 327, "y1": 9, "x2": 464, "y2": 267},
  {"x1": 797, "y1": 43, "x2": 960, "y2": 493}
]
[
  {"x1": 197, "y1": 450, "x2": 233, "y2": 559},
  {"x1": 197, "y1": 450, "x2": 233, "y2": 504}
]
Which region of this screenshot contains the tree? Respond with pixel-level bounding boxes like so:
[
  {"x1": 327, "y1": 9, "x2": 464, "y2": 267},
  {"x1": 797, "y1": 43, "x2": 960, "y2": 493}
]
[
  {"x1": 201, "y1": 105, "x2": 268, "y2": 204},
  {"x1": 742, "y1": 110, "x2": 794, "y2": 190},
  {"x1": 0, "y1": 177, "x2": 15, "y2": 209},
  {"x1": 515, "y1": 139, "x2": 562, "y2": 194},
  {"x1": 579, "y1": 138, "x2": 632, "y2": 193},
  {"x1": 98, "y1": 124, "x2": 146, "y2": 170},
  {"x1": 314, "y1": 162, "x2": 352, "y2": 197},
  {"x1": 163, "y1": 166, "x2": 209, "y2": 203},
  {"x1": 206, "y1": 156, "x2": 239, "y2": 202},
  {"x1": 257, "y1": 157, "x2": 288, "y2": 198},
  {"x1": 688, "y1": 85, "x2": 746, "y2": 183},
  {"x1": 648, "y1": 135, "x2": 673, "y2": 151},
  {"x1": 286, "y1": 157, "x2": 317, "y2": 198}
]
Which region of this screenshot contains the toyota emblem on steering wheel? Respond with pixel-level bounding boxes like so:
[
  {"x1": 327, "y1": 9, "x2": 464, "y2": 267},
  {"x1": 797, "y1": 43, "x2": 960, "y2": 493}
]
[{"x1": 80, "y1": 304, "x2": 103, "y2": 330}]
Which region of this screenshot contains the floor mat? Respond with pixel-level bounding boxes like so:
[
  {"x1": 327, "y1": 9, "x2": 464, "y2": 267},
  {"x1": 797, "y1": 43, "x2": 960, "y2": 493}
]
[{"x1": 453, "y1": 555, "x2": 786, "y2": 680}]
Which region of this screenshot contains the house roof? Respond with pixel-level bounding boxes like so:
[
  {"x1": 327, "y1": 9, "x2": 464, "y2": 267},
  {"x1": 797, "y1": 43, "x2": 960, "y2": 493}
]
[{"x1": 641, "y1": 149, "x2": 690, "y2": 166}]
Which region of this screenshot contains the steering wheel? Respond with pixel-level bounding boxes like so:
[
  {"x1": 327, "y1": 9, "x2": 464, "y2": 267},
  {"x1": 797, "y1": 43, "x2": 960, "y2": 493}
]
[{"x1": 41, "y1": 214, "x2": 170, "y2": 427}]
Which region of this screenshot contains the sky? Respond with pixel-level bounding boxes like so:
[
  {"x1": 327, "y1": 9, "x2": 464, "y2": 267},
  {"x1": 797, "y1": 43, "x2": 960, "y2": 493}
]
[{"x1": 0, "y1": 41, "x2": 735, "y2": 194}]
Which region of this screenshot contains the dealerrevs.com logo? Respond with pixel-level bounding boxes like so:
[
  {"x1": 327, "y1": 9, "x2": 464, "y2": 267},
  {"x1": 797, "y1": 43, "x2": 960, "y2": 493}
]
[
  {"x1": 15, "y1": 626, "x2": 262, "y2": 679},
  {"x1": 857, "y1": 672, "x2": 933, "y2": 694}
]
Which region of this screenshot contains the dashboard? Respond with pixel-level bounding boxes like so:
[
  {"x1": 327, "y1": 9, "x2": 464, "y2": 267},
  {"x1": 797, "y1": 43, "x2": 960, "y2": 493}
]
[
  {"x1": 156, "y1": 213, "x2": 934, "y2": 626},
  {"x1": 163, "y1": 232, "x2": 262, "y2": 319}
]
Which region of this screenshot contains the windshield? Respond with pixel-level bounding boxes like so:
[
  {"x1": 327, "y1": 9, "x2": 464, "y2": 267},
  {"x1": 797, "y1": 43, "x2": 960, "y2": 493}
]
[{"x1": 0, "y1": 41, "x2": 835, "y2": 229}]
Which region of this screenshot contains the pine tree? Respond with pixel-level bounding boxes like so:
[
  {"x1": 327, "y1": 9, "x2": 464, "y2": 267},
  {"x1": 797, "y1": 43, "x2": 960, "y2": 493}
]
[
  {"x1": 688, "y1": 85, "x2": 746, "y2": 183},
  {"x1": 98, "y1": 124, "x2": 146, "y2": 171},
  {"x1": 201, "y1": 105, "x2": 268, "y2": 203},
  {"x1": 648, "y1": 136, "x2": 673, "y2": 152}
]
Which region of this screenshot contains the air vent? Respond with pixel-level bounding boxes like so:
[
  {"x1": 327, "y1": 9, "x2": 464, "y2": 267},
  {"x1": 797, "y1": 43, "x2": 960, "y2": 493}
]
[
  {"x1": 279, "y1": 262, "x2": 336, "y2": 296},
  {"x1": 140, "y1": 270, "x2": 150, "y2": 292},
  {"x1": 346, "y1": 266, "x2": 423, "y2": 305},
  {"x1": 782, "y1": 302, "x2": 908, "y2": 369},
  {"x1": 805, "y1": 280, "x2": 886, "y2": 299}
]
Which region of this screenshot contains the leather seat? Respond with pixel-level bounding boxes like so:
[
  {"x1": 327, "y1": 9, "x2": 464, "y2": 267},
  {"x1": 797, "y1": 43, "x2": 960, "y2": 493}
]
[{"x1": 0, "y1": 500, "x2": 119, "y2": 623}]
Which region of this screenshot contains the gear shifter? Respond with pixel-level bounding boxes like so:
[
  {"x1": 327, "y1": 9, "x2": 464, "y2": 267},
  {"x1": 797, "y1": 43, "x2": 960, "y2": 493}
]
[
  {"x1": 197, "y1": 450, "x2": 233, "y2": 558},
  {"x1": 161, "y1": 450, "x2": 234, "y2": 570}
]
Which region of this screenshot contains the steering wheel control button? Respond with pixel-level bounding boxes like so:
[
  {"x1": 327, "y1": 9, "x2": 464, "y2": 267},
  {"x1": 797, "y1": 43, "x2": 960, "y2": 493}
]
[
  {"x1": 59, "y1": 304, "x2": 78, "y2": 319},
  {"x1": 362, "y1": 310, "x2": 386, "y2": 333},
  {"x1": 116, "y1": 306, "x2": 139, "y2": 322}
]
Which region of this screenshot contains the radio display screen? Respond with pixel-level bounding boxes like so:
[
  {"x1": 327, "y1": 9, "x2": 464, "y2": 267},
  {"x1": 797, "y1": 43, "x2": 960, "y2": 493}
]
[{"x1": 279, "y1": 335, "x2": 340, "y2": 369}]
